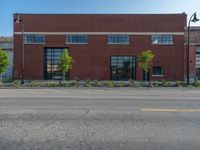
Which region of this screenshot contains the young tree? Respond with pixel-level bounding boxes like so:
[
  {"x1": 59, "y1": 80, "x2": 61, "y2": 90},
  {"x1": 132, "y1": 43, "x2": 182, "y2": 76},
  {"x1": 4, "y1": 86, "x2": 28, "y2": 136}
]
[
  {"x1": 59, "y1": 48, "x2": 73, "y2": 81},
  {"x1": 0, "y1": 48, "x2": 9, "y2": 84},
  {"x1": 138, "y1": 50, "x2": 154, "y2": 84}
]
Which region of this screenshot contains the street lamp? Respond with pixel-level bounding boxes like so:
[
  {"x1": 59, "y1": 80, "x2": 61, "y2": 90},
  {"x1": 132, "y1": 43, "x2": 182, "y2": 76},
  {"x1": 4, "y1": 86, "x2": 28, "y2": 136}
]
[
  {"x1": 187, "y1": 12, "x2": 199, "y2": 85},
  {"x1": 14, "y1": 13, "x2": 25, "y2": 84}
]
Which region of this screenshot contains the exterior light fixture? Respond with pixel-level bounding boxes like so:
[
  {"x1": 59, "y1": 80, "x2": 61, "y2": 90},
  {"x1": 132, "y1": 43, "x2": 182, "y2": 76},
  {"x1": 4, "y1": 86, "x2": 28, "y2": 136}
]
[{"x1": 187, "y1": 12, "x2": 199, "y2": 85}]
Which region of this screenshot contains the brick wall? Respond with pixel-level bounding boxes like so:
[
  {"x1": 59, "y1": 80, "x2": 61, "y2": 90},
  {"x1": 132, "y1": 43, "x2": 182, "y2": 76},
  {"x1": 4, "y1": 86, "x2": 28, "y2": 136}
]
[{"x1": 14, "y1": 14, "x2": 186, "y2": 81}]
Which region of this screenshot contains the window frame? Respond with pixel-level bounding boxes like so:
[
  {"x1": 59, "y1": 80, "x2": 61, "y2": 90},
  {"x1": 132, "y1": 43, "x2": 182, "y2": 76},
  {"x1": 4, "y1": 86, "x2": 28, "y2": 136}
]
[
  {"x1": 24, "y1": 34, "x2": 45, "y2": 44},
  {"x1": 151, "y1": 34, "x2": 173, "y2": 45},
  {"x1": 110, "y1": 55, "x2": 136, "y2": 80},
  {"x1": 152, "y1": 66, "x2": 164, "y2": 76},
  {"x1": 66, "y1": 34, "x2": 88, "y2": 44},
  {"x1": 107, "y1": 34, "x2": 130, "y2": 45},
  {"x1": 44, "y1": 47, "x2": 69, "y2": 80}
]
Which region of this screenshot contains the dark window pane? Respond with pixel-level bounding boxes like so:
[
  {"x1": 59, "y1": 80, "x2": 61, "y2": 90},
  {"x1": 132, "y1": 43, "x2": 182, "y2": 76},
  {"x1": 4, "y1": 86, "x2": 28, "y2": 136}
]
[
  {"x1": 67, "y1": 35, "x2": 88, "y2": 44},
  {"x1": 108, "y1": 35, "x2": 129, "y2": 44},
  {"x1": 24, "y1": 34, "x2": 45, "y2": 44},
  {"x1": 45, "y1": 48, "x2": 69, "y2": 80},
  {"x1": 152, "y1": 66, "x2": 164, "y2": 75},
  {"x1": 110, "y1": 56, "x2": 136, "y2": 80},
  {"x1": 151, "y1": 35, "x2": 173, "y2": 44}
]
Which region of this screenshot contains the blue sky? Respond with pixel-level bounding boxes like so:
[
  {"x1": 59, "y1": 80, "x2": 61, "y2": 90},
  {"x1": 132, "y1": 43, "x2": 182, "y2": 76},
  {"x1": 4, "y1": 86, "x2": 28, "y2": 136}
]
[{"x1": 1, "y1": 0, "x2": 200, "y2": 36}]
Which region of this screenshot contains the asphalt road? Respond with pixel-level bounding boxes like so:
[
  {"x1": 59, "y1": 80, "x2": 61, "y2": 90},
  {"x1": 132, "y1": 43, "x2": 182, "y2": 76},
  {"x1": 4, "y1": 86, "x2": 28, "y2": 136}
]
[{"x1": 0, "y1": 88, "x2": 200, "y2": 150}]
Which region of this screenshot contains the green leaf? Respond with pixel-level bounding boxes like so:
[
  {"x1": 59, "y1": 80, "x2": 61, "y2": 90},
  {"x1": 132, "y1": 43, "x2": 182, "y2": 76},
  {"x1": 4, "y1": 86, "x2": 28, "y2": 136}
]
[
  {"x1": 138, "y1": 50, "x2": 154, "y2": 72},
  {"x1": 59, "y1": 48, "x2": 73, "y2": 79},
  {"x1": 0, "y1": 48, "x2": 9, "y2": 74}
]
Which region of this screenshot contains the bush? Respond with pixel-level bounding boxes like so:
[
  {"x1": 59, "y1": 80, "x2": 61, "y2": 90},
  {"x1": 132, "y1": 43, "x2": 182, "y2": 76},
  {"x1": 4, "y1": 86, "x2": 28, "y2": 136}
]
[
  {"x1": 152, "y1": 80, "x2": 160, "y2": 87},
  {"x1": 176, "y1": 80, "x2": 180, "y2": 85},
  {"x1": 82, "y1": 80, "x2": 91, "y2": 87},
  {"x1": 87, "y1": 82, "x2": 95, "y2": 87},
  {"x1": 128, "y1": 80, "x2": 135, "y2": 87},
  {"x1": 11, "y1": 80, "x2": 195, "y2": 88},
  {"x1": 3, "y1": 77, "x2": 13, "y2": 83},
  {"x1": 94, "y1": 80, "x2": 98, "y2": 86},
  {"x1": 119, "y1": 82, "x2": 129, "y2": 87},
  {"x1": 162, "y1": 80, "x2": 172, "y2": 87},
  {"x1": 97, "y1": 81, "x2": 105, "y2": 87},
  {"x1": 25, "y1": 81, "x2": 60, "y2": 87},
  {"x1": 104, "y1": 81, "x2": 115, "y2": 87},
  {"x1": 161, "y1": 80, "x2": 166, "y2": 86},
  {"x1": 194, "y1": 81, "x2": 200, "y2": 87},
  {"x1": 65, "y1": 80, "x2": 78, "y2": 87}
]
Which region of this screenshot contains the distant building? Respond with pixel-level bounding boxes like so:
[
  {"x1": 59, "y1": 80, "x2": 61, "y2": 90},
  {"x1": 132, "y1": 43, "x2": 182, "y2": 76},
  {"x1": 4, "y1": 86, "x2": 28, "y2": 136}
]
[
  {"x1": 14, "y1": 13, "x2": 186, "y2": 81},
  {"x1": 185, "y1": 27, "x2": 200, "y2": 81},
  {"x1": 0, "y1": 38, "x2": 13, "y2": 79}
]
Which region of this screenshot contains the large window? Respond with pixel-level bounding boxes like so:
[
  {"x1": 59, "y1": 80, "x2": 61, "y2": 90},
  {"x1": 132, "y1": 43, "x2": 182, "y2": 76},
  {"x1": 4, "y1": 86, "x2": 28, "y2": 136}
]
[
  {"x1": 110, "y1": 56, "x2": 136, "y2": 80},
  {"x1": 151, "y1": 35, "x2": 173, "y2": 44},
  {"x1": 108, "y1": 35, "x2": 129, "y2": 44},
  {"x1": 196, "y1": 47, "x2": 200, "y2": 80},
  {"x1": 44, "y1": 48, "x2": 69, "y2": 80},
  {"x1": 24, "y1": 34, "x2": 45, "y2": 44},
  {"x1": 67, "y1": 34, "x2": 88, "y2": 44},
  {"x1": 152, "y1": 66, "x2": 164, "y2": 76}
]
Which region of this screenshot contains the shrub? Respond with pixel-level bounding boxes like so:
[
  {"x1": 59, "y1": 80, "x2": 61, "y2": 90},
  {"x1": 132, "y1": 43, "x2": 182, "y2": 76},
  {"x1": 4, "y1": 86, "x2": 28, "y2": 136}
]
[
  {"x1": 89, "y1": 81, "x2": 97, "y2": 87},
  {"x1": 119, "y1": 82, "x2": 128, "y2": 87},
  {"x1": 67, "y1": 80, "x2": 78, "y2": 87},
  {"x1": 3, "y1": 77, "x2": 13, "y2": 83},
  {"x1": 128, "y1": 80, "x2": 140, "y2": 87},
  {"x1": 97, "y1": 81, "x2": 105, "y2": 87},
  {"x1": 82, "y1": 80, "x2": 90, "y2": 87},
  {"x1": 94, "y1": 80, "x2": 98, "y2": 86},
  {"x1": 176, "y1": 80, "x2": 182, "y2": 87},
  {"x1": 194, "y1": 81, "x2": 200, "y2": 87},
  {"x1": 128, "y1": 80, "x2": 135, "y2": 87},
  {"x1": 161, "y1": 80, "x2": 166, "y2": 86},
  {"x1": 153, "y1": 80, "x2": 159, "y2": 87},
  {"x1": 103, "y1": 81, "x2": 114, "y2": 87}
]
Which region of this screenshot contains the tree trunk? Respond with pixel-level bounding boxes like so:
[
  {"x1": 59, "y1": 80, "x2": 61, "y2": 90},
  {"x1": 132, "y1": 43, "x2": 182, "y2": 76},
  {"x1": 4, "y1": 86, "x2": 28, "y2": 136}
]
[
  {"x1": 0, "y1": 73, "x2": 2, "y2": 86},
  {"x1": 63, "y1": 72, "x2": 66, "y2": 82},
  {"x1": 145, "y1": 71, "x2": 148, "y2": 82},
  {"x1": 148, "y1": 69, "x2": 151, "y2": 86}
]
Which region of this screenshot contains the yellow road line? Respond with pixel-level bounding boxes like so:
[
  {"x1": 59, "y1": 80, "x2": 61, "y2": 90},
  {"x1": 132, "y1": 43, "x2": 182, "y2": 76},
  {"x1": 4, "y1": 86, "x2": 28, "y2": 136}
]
[{"x1": 141, "y1": 108, "x2": 200, "y2": 112}]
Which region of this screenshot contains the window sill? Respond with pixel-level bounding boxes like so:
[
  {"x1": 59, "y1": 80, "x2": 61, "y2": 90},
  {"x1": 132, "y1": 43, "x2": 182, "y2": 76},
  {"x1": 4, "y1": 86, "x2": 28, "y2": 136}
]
[
  {"x1": 24, "y1": 43, "x2": 45, "y2": 45},
  {"x1": 151, "y1": 43, "x2": 174, "y2": 45},
  {"x1": 107, "y1": 43, "x2": 130, "y2": 45},
  {"x1": 152, "y1": 75, "x2": 164, "y2": 77},
  {"x1": 66, "y1": 43, "x2": 88, "y2": 45}
]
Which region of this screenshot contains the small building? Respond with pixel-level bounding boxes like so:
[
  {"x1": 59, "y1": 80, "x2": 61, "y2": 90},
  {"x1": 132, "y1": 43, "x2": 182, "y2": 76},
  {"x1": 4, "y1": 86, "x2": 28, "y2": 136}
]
[
  {"x1": 185, "y1": 27, "x2": 200, "y2": 81},
  {"x1": 0, "y1": 37, "x2": 13, "y2": 79},
  {"x1": 13, "y1": 13, "x2": 186, "y2": 81}
]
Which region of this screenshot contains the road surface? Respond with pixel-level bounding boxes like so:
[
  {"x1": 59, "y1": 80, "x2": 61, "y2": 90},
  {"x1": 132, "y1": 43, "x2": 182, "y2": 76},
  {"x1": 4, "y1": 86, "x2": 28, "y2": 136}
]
[{"x1": 0, "y1": 88, "x2": 200, "y2": 150}]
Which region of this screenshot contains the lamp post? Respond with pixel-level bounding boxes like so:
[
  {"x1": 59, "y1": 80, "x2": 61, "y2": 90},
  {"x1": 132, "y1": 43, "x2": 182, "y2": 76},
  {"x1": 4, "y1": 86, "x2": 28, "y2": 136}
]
[
  {"x1": 187, "y1": 12, "x2": 199, "y2": 85},
  {"x1": 14, "y1": 13, "x2": 25, "y2": 84}
]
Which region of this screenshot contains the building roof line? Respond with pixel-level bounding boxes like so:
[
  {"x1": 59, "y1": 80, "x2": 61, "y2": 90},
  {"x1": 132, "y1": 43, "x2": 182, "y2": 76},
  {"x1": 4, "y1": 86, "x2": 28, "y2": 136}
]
[{"x1": 13, "y1": 13, "x2": 186, "y2": 16}]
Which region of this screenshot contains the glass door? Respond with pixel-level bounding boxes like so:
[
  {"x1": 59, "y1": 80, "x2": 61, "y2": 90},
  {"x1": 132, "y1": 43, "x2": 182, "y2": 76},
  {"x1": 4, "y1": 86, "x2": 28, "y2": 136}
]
[
  {"x1": 44, "y1": 48, "x2": 69, "y2": 80},
  {"x1": 110, "y1": 56, "x2": 136, "y2": 80}
]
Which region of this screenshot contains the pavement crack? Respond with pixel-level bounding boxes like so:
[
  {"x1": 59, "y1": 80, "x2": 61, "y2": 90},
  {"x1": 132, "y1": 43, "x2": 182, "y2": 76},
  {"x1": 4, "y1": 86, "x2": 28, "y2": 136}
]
[
  {"x1": 19, "y1": 121, "x2": 55, "y2": 142},
  {"x1": 81, "y1": 109, "x2": 90, "y2": 118},
  {"x1": 20, "y1": 131, "x2": 31, "y2": 142},
  {"x1": 44, "y1": 121, "x2": 55, "y2": 127}
]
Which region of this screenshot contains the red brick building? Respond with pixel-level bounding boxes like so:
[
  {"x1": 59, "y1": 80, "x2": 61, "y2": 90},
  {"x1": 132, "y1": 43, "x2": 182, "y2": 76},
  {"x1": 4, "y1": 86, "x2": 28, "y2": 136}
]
[
  {"x1": 14, "y1": 13, "x2": 186, "y2": 81},
  {"x1": 185, "y1": 27, "x2": 200, "y2": 81}
]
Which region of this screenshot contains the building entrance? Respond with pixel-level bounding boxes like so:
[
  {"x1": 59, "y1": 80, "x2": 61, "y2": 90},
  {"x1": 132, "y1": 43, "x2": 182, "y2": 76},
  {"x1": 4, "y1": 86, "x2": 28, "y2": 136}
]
[
  {"x1": 110, "y1": 56, "x2": 136, "y2": 80},
  {"x1": 44, "y1": 48, "x2": 69, "y2": 80}
]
